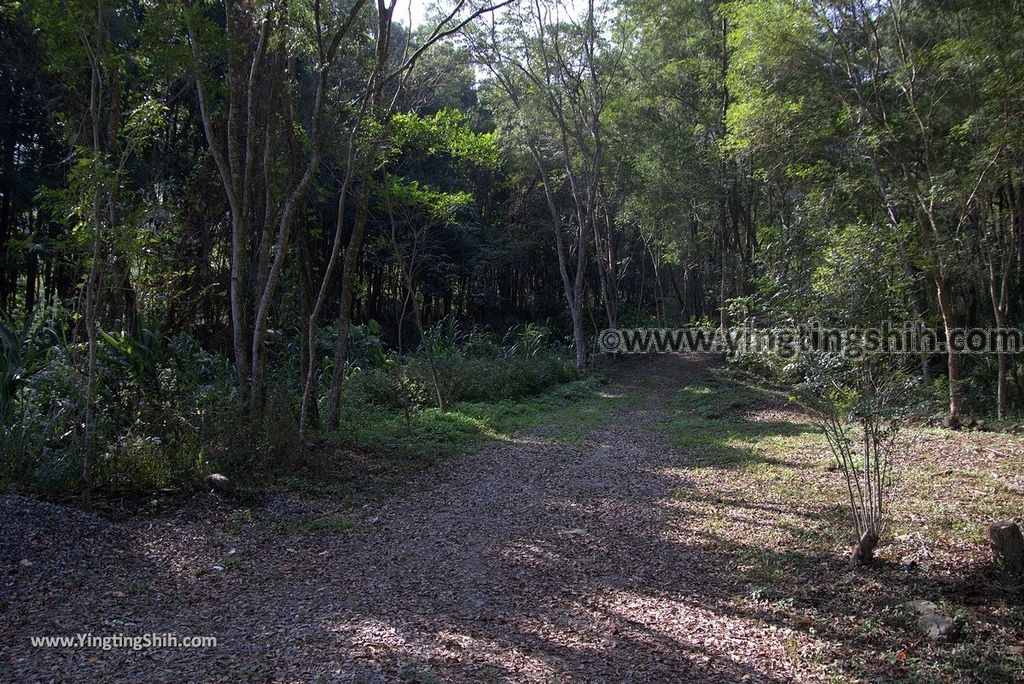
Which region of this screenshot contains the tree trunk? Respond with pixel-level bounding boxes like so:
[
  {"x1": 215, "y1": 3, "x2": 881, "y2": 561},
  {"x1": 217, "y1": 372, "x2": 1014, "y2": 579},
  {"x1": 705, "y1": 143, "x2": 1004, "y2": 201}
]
[
  {"x1": 249, "y1": 148, "x2": 320, "y2": 412},
  {"x1": 528, "y1": 146, "x2": 587, "y2": 369},
  {"x1": 989, "y1": 256, "x2": 1010, "y2": 420},
  {"x1": 297, "y1": 101, "x2": 370, "y2": 439},
  {"x1": 390, "y1": 217, "x2": 447, "y2": 412},
  {"x1": 934, "y1": 273, "x2": 961, "y2": 423},
  {"x1": 667, "y1": 264, "x2": 686, "y2": 317},
  {"x1": 571, "y1": 299, "x2": 586, "y2": 369},
  {"x1": 328, "y1": 181, "x2": 372, "y2": 428},
  {"x1": 851, "y1": 529, "x2": 879, "y2": 566}
]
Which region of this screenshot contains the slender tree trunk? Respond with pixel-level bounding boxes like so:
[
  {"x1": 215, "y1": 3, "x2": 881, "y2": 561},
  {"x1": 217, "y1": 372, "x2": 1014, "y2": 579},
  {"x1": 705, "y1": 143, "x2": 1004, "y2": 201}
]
[
  {"x1": 328, "y1": 181, "x2": 372, "y2": 428},
  {"x1": 719, "y1": 236, "x2": 728, "y2": 329},
  {"x1": 298, "y1": 96, "x2": 370, "y2": 439},
  {"x1": 571, "y1": 299, "x2": 586, "y2": 368},
  {"x1": 0, "y1": 124, "x2": 14, "y2": 312},
  {"x1": 594, "y1": 196, "x2": 617, "y2": 328},
  {"x1": 934, "y1": 272, "x2": 961, "y2": 422},
  {"x1": 987, "y1": 268, "x2": 1007, "y2": 419},
  {"x1": 84, "y1": 185, "x2": 101, "y2": 491},
  {"x1": 81, "y1": 15, "x2": 105, "y2": 493},
  {"x1": 522, "y1": 142, "x2": 588, "y2": 368},
  {"x1": 25, "y1": 214, "x2": 38, "y2": 316},
  {"x1": 297, "y1": 223, "x2": 319, "y2": 430},
  {"x1": 987, "y1": 234, "x2": 1013, "y2": 420},
  {"x1": 636, "y1": 247, "x2": 646, "y2": 325},
  {"x1": 249, "y1": 148, "x2": 321, "y2": 412},
  {"x1": 388, "y1": 210, "x2": 447, "y2": 412},
  {"x1": 667, "y1": 264, "x2": 686, "y2": 318}
]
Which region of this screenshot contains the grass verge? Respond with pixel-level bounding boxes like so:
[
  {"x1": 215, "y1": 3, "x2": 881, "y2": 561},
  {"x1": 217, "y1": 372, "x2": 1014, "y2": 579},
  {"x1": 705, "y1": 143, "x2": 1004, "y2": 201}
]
[
  {"x1": 658, "y1": 365, "x2": 1024, "y2": 682},
  {"x1": 276, "y1": 373, "x2": 626, "y2": 506}
]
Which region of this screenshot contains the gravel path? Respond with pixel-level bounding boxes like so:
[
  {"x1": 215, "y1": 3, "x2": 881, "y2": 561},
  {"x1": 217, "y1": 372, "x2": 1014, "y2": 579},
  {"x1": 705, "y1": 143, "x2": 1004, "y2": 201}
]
[{"x1": 3, "y1": 356, "x2": 805, "y2": 682}]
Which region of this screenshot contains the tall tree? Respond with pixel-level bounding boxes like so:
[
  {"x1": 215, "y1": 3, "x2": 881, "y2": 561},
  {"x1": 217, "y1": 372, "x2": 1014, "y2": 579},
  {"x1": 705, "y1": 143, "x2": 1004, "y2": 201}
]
[{"x1": 186, "y1": 0, "x2": 368, "y2": 410}]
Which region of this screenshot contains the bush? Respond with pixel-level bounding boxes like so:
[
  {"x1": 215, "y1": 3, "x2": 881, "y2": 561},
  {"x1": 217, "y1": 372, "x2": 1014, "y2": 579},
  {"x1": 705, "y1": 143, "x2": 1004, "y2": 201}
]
[
  {"x1": 342, "y1": 320, "x2": 578, "y2": 410},
  {"x1": 800, "y1": 355, "x2": 912, "y2": 564},
  {"x1": 440, "y1": 353, "x2": 579, "y2": 403},
  {"x1": 1, "y1": 312, "x2": 256, "y2": 494},
  {"x1": 2, "y1": 312, "x2": 581, "y2": 496}
]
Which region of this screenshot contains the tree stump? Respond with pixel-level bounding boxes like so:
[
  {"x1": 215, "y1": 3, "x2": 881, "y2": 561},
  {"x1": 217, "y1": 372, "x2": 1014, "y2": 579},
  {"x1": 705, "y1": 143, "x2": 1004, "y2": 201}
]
[
  {"x1": 988, "y1": 520, "x2": 1024, "y2": 582},
  {"x1": 851, "y1": 529, "x2": 879, "y2": 565}
]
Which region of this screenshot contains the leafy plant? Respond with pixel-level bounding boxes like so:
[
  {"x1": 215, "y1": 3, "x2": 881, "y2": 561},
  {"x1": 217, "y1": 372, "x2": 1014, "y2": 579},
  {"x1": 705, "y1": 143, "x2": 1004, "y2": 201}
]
[
  {"x1": 801, "y1": 355, "x2": 911, "y2": 564},
  {"x1": 0, "y1": 315, "x2": 55, "y2": 422}
]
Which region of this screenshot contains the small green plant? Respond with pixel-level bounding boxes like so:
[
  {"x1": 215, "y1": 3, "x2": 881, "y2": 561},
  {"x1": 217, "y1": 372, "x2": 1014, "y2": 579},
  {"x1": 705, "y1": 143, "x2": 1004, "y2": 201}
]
[
  {"x1": 300, "y1": 513, "x2": 354, "y2": 533},
  {"x1": 226, "y1": 508, "x2": 253, "y2": 534},
  {"x1": 399, "y1": 662, "x2": 436, "y2": 684},
  {"x1": 802, "y1": 356, "x2": 910, "y2": 564}
]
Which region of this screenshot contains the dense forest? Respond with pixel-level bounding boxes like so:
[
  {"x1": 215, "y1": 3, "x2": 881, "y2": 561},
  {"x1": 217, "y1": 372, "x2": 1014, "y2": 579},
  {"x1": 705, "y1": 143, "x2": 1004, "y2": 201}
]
[
  {"x1": 1, "y1": 0, "x2": 1022, "y2": 492},
  {"x1": 5, "y1": 1, "x2": 1024, "y2": 681}
]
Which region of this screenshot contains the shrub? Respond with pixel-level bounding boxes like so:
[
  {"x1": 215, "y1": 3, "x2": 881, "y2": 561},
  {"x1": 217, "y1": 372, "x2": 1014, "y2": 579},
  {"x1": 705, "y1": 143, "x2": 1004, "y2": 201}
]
[
  {"x1": 3, "y1": 313, "x2": 581, "y2": 496},
  {"x1": 801, "y1": 355, "x2": 911, "y2": 564},
  {"x1": 436, "y1": 352, "x2": 577, "y2": 403}
]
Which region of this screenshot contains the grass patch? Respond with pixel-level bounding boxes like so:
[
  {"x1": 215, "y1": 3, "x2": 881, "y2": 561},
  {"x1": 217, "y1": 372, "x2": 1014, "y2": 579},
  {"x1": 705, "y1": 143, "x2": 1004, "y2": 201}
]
[
  {"x1": 661, "y1": 369, "x2": 820, "y2": 468},
  {"x1": 457, "y1": 377, "x2": 630, "y2": 442},
  {"x1": 280, "y1": 375, "x2": 615, "y2": 508},
  {"x1": 224, "y1": 507, "x2": 253, "y2": 534},
  {"x1": 297, "y1": 513, "x2": 355, "y2": 533},
  {"x1": 660, "y1": 364, "x2": 1024, "y2": 683},
  {"x1": 337, "y1": 375, "x2": 610, "y2": 460},
  {"x1": 399, "y1": 662, "x2": 437, "y2": 684},
  {"x1": 343, "y1": 407, "x2": 499, "y2": 464}
]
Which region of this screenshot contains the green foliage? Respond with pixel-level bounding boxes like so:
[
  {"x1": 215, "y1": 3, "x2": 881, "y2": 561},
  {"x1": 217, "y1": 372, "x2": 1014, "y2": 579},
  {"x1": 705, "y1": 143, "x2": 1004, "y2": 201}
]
[
  {"x1": 723, "y1": 0, "x2": 822, "y2": 155},
  {"x1": 5, "y1": 0, "x2": 1024, "y2": 500},
  {"x1": 0, "y1": 315, "x2": 56, "y2": 423},
  {"x1": 298, "y1": 513, "x2": 355, "y2": 533},
  {"x1": 389, "y1": 109, "x2": 499, "y2": 169},
  {"x1": 344, "y1": 320, "x2": 578, "y2": 409},
  {"x1": 327, "y1": 374, "x2": 603, "y2": 490},
  {"x1": 2, "y1": 310, "x2": 583, "y2": 495},
  {"x1": 799, "y1": 355, "x2": 914, "y2": 560},
  {"x1": 809, "y1": 222, "x2": 914, "y2": 325},
  {"x1": 1, "y1": 312, "x2": 242, "y2": 492},
  {"x1": 379, "y1": 176, "x2": 474, "y2": 223},
  {"x1": 438, "y1": 354, "x2": 578, "y2": 403}
]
